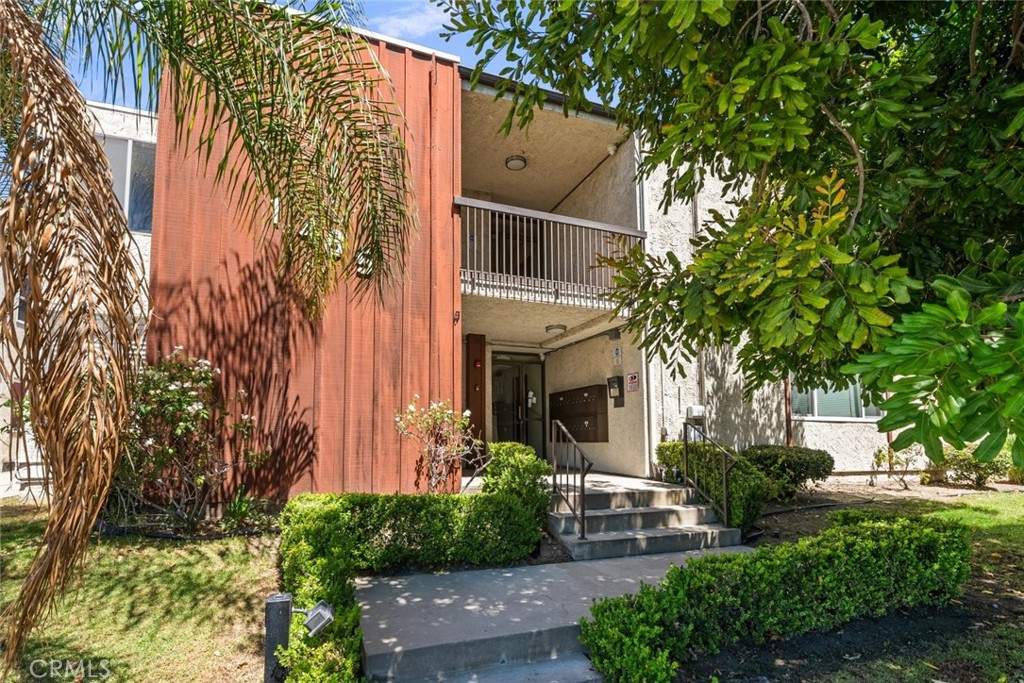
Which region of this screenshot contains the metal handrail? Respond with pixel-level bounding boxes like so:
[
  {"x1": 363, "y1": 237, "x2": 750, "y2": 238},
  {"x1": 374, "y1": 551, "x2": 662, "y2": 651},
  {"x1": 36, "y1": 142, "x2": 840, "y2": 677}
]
[
  {"x1": 681, "y1": 423, "x2": 740, "y2": 528},
  {"x1": 550, "y1": 419, "x2": 594, "y2": 539}
]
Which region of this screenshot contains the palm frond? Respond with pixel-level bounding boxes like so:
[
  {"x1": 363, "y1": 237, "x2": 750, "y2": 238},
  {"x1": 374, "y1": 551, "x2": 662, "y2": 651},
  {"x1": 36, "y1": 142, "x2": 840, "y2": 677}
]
[
  {"x1": 0, "y1": 0, "x2": 147, "y2": 663},
  {"x1": 38, "y1": 0, "x2": 416, "y2": 312}
]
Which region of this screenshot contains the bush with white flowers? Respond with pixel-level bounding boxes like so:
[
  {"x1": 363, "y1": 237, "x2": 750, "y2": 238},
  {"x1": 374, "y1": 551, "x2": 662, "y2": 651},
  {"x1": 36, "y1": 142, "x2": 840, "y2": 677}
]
[
  {"x1": 394, "y1": 395, "x2": 482, "y2": 492},
  {"x1": 107, "y1": 348, "x2": 264, "y2": 531}
]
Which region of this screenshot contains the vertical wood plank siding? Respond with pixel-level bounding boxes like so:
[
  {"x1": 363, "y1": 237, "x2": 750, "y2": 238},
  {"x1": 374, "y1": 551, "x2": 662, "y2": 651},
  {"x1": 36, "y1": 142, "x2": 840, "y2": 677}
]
[{"x1": 148, "y1": 41, "x2": 462, "y2": 496}]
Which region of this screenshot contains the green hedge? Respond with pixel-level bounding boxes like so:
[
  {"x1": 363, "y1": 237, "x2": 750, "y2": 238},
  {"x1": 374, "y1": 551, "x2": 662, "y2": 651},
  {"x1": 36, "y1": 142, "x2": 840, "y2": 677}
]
[
  {"x1": 281, "y1": 491, "x2": 543, "y2": 574},
  {"x1": 656, "y1": 441, "x2": 772, "y2": 532},
  {"x1": 482, "y1": 442, "x2": 553, "y2": 527},
  {"x1": 579, "y1": 515, "x2": 970, "y2": 683},
  {"x1": 741, "y1": 444, "x2": 834, "y2": 500},
  {"x1": 277, "y1": 490, "x2": 546, "y2": 681}
]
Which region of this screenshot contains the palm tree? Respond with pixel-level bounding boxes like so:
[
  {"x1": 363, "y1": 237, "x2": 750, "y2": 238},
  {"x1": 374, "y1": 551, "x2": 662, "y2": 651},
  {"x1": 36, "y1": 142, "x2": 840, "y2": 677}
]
[{"x1": 0, "y1": 0, "x2": 413, "y2": 661}]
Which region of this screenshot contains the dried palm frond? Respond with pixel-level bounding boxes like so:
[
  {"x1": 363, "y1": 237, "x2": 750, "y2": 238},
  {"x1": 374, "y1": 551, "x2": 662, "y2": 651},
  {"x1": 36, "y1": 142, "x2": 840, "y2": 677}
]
[
  {"x1": 0, "y1": 0, "x2": 147, "y2": 662},
  {"x1": 1, "y1": 0, "x2": 415, "y2": 665}
]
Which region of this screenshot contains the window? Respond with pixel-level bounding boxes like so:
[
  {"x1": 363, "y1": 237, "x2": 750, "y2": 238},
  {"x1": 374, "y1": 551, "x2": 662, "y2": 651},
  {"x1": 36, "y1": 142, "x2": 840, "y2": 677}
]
[
  {"x1": 791, "y1": 379, "x2": 881, "y2": 420},
  {"x1": 100, "y1": 136, "x2": 155, "y2": 234}
]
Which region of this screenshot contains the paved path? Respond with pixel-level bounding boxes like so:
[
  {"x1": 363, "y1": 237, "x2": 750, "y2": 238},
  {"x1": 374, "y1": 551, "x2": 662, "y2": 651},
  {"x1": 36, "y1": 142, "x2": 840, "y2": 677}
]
[{"x1": 357, "y1": 546, "x2": 753, "y2": 669}]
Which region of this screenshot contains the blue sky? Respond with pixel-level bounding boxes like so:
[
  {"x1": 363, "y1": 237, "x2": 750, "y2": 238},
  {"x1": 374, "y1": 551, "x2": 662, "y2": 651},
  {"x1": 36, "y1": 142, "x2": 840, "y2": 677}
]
[{"x1": 73, "y1": 1, "x2": 491, "y2": 109}]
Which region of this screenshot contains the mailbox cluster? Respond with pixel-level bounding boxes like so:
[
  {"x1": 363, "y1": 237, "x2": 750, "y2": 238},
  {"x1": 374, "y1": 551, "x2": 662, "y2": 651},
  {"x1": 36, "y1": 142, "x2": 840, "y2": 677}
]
[{"x1": 549, "y1": 384, "x2": 609, "y2": 442}]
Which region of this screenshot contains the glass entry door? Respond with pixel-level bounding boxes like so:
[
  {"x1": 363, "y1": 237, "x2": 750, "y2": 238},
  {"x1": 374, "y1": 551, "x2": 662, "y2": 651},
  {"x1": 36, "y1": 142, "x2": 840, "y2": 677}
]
[{"x1": 491, "y1": 353, "x2": 545, "y2": 458}]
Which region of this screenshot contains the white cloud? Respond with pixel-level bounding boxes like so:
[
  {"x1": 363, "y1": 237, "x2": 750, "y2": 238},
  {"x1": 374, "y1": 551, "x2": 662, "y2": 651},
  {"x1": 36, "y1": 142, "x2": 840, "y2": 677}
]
[{"x1": 369, "y1": 3, "x2": 447, "y2": 40}]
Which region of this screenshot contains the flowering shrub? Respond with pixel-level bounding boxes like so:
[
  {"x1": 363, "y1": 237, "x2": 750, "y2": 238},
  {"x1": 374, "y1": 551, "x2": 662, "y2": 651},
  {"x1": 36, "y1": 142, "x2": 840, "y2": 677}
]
[
  {"x1": 395, "y1": 395, "x2": 482, "y2": 492},
  {"x1": 107, "y1": 348, "x2": 264, "y2": 531}
]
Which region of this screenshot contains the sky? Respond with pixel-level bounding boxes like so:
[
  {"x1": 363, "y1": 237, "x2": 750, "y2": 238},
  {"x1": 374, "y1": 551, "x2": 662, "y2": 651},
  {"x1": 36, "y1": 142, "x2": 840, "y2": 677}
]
[{"x1": 72, "y1": 1, "x2": 494, "y2": 109}]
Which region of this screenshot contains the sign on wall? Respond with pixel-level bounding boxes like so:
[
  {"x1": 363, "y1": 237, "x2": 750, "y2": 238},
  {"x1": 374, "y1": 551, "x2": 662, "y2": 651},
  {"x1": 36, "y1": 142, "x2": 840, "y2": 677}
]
[{"x1": 626, "y1": 372, "x2": 639, "y2": 392}]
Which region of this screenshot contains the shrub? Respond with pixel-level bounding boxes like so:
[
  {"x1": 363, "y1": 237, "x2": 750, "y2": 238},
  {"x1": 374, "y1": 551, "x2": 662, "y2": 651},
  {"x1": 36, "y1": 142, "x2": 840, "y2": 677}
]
[
  {"x1": 394, "y1": 395, "x2": 482, "y2": 492},
  {"x1": 482, "y1": 442, "x2": 553, "y2": 526},
  {"x1": 579, "y1": 515, "x2": 970, "y2": 683},
  {"x1": 280, "y1": 491, "x2": 543, "y2": 574},
  {"x1": 742, "y1": 445, "x2": 834, "y2": 500},
  {"x1": 943, "y1": 444, "x2": 1012, "y2": 487},
  {"x1": 657, "y1": 441, "x2": 772, "y2": 532},
  {"x1": 107, "y1": 348, "x2": 264, "y2": 531},
  {"x1": 1008, "y1": 466, "x2": 1024, "y2": 485}
]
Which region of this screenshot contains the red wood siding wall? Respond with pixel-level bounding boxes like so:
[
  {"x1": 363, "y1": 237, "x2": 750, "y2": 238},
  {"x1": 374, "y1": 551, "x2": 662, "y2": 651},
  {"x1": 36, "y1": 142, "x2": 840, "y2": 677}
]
[{"x1": 148, "y1": 40, "x2": 462, "y2": 497}]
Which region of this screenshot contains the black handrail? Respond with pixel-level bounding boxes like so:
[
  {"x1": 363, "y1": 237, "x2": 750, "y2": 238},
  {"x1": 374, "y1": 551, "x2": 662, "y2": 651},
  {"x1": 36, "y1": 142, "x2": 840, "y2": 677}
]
[
  {"x1": 550, "y1": 419, "x2": 594, "y2": 539},
  {"x1": 681, "y1": 422, "x2": 740, "y2": 528}
]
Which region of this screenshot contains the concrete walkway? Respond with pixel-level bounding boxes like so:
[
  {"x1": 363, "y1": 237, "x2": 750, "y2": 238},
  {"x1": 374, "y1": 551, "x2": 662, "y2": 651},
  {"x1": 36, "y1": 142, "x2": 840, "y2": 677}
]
[{"x1": 358, "y1": 545, "x2": 752, "y2": 681}]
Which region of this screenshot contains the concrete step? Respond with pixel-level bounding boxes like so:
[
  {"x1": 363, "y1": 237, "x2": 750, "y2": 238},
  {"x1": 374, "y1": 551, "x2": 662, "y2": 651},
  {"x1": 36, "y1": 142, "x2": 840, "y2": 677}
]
[
  {"x1": 558, "y1": 524, "x2": 742, "y2": 561},
  {"x1": 548, "y1": 504, "x2": 717, "y2": 535},
  {"x1": 365, "y1": 625, "x2": 581, "y2": 682},
  {"x1": 549, "y1": 487, "x2": 698, "y2": 513},
  {"x1": 393, "y1": 652, "x2": 602, "y2": 683}
]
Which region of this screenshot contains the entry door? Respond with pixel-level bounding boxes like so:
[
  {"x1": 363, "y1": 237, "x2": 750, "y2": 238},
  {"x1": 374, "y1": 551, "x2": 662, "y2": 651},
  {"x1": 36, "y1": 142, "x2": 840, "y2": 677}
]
[{"x1": 491, "y1": 354, "x2": 545, "y2": 458}]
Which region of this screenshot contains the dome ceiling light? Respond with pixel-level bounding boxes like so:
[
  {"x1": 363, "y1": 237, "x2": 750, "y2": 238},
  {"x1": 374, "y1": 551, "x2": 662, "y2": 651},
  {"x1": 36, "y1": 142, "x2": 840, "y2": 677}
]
[{"x1": 505, "y1": 155, "x2": 527, "y2": 171}]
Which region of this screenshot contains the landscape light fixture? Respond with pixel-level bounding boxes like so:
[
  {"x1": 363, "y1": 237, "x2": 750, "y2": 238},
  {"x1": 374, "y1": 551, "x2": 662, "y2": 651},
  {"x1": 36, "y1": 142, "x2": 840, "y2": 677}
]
[
  {"x1": 545, "y1": 324, "x2": 567, "y2": 335},
  {"x1": 505, "y1": 155, "x2": 527, "y2": 171},
  {"x1": 296, "y1": 600, "x2": 335, "y2": 638},
  {"x1": 264, "y1": 594, "x2": 336, "y2": 683}
]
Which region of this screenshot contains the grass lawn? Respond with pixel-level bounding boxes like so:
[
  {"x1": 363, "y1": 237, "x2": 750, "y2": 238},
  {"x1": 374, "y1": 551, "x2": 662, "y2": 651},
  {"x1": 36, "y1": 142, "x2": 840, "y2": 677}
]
[
  {"x1": 0, "y1": 501, "x2": 277, "y2": 682},
  {"x1": 679, "y1": 489, "x2": 1024, "y2": 683}
]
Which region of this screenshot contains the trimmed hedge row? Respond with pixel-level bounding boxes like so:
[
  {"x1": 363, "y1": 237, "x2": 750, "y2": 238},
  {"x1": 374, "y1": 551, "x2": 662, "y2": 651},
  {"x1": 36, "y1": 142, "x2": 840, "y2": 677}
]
[
  {"x1": 742, "y1": 444, "x2": 834, "y2": 500},
  {"x1": 281, "y1": 491, "x2": 543, "y2": 574},
  {"x1": 579, "y1": 514, "x2": 970, "y2": 683},
  {"x1": 656, "y1": 441, "x2": 772, "y2": 532},
  {"x1": 277, "y1": 489, "x2": 547, "y2": 681}
]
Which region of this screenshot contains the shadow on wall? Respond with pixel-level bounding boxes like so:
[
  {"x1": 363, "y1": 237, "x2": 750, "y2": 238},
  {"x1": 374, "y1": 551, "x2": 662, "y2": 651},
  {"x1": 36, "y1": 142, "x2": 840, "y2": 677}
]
[
  {"x1": 703, "y1": 346, "x2": 806, "y2": 449},
  {"x1": 148, "y1": 251, "x2": 317, "y2": 502}
]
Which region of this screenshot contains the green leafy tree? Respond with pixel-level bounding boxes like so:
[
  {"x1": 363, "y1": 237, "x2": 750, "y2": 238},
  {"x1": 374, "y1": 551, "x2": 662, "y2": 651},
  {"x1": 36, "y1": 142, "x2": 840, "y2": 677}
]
[
  {"x1": 0, "y1": 0, "x2": 413, "y2": 662},
  {"x1": 444, "y1": 0, "x2": 1024, "y2": 465}
]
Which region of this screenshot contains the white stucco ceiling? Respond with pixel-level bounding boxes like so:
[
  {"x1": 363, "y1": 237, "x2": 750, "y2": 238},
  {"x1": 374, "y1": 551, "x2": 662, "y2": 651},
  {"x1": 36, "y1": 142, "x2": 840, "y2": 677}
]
[
  {"x1": 461, "y1": 295, "x2": 623, "y2": 350},
  {"x1": 461, "y1": 88, "x2": 624, "y2": 212}
]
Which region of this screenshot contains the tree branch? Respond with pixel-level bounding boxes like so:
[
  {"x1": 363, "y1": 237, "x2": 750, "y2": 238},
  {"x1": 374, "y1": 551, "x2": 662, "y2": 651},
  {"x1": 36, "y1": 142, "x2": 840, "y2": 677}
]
[
  {"x1": 1008, "y1": 0, "x2": 1023, "y2": 68},
  {"x1": 969, "y1": 0, "x2": 984, "y2": 79},
  {"x1": 819, "y1": 104, "x2": 865, "y2": 232},
  {"x1": 790, "y1": 0, "x2": 815, "y2": 39},
  {"x1": 821, "y1": 0, "x2": 841, "y2": 26}
]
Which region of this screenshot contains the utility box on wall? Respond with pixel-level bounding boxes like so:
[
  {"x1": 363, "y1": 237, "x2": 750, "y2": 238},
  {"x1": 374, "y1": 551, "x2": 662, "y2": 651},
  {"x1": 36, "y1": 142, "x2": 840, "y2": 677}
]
[{"x1": 549, "y1": 384, "x2": 609, "y2": 442}]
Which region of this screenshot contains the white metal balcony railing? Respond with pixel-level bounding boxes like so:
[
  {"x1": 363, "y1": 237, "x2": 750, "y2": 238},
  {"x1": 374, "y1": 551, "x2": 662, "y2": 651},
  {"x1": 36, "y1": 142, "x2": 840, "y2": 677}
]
[{"x1": 455, "y1": 196, "x2": 645, "y2": 308}]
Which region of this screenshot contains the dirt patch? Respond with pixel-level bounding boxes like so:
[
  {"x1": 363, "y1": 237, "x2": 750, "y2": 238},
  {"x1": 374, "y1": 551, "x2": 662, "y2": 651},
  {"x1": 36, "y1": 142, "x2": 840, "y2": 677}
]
[
  {"x1": 676, "y1": 591, "x2": 1024, "y2": 683},
  {"x1": 676, "y1": 602, "x2": 978, "y2": 682},
  {"x1": 525, "y1": 531, "x2": 573, "y2": 565},
  {"x1": 813, "y1": 476, "x2": 1024, "y2": 502}
]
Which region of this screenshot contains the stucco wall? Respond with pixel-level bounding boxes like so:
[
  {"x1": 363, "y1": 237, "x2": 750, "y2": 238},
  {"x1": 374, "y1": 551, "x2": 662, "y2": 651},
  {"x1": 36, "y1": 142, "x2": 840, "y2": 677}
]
[
  {"x1": 551, "y1": 137, "x2": 638, "y2": 229},
  {"x1": 544, "y1": 333, "x2": 648, "y2": 477},
  {"x1": 638, "y1": 163, "x2": 891, "y2": 472}
]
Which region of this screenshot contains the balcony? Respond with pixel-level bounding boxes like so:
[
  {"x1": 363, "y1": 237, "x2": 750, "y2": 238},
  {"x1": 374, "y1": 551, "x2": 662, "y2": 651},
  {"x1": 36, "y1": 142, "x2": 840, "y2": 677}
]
[{"x1": 456, "y1": 197, "x2": 645, "y2": 309}]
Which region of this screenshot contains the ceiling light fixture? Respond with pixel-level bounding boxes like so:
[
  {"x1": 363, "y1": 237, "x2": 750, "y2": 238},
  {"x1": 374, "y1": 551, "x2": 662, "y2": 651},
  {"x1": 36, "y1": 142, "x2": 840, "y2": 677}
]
[
  {"x1": 545, "y1": 324, "x2": 567, "y2": 335},
  {"x1": 505, "y1": 155, "x2": 527, "y2": 171}
]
